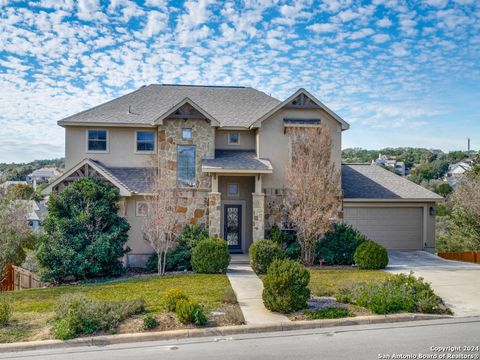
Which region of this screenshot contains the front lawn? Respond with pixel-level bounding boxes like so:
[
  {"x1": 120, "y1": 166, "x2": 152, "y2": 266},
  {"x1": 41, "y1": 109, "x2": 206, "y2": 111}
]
[
  {"x1": 0, "y1": 273, "x2": 242, "y2": 343},
  {"x1": 308, "y1": 269, "x2": 391, "y2": 297}
]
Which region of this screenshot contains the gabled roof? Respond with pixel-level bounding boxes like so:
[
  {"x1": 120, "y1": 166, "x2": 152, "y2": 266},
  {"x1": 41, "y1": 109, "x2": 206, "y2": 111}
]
[
  {"x1": 58, "y1": 84, "x2": 281, "y2": 128},
  {"x1": 250, "y1": 88, "x2": 350, "y2": 130},
  {"x1": 42, "y1": 159, "x2": 134, "y2": 196},
  {"x1": 342, "y1": 164, "x2": 443, "y2": 201}
]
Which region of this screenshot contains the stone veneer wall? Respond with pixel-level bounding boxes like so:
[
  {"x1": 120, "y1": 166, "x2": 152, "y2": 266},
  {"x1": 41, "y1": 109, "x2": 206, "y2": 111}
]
[
  {"x1": 157, "y1": 117, "x2": 215, "y2": 228},
  {"x1": 252, "y1": 193, "x2": 265, "y2": 240},
  {"x1": 264, "y1": 188, "x2": 288, "y2": 230}
]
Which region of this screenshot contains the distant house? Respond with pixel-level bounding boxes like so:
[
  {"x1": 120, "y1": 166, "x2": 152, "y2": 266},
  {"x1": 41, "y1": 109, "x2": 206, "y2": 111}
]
[
  {"x1": 21, "y1": 200, "x2": 47, "y2": 231},
  {"x1": 372, "y1": 154, "x2": 406, "y2": 176},
  {"x1": 26, "y1": 168, "x2": 62, "y2": 189},
  {"x1": 446, "y1": 160, "x2": 473, "y2": 188}
]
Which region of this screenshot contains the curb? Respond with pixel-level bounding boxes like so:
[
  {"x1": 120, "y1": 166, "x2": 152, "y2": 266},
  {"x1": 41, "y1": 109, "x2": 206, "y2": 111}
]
[{"x1": 0, "y1": 313, "x2": 451, "y2": 353}]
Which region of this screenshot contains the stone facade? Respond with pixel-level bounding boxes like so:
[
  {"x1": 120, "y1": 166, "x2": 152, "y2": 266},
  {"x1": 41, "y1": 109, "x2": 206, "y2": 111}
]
[
  {"x1": 252, "y1": 193, "x2": 265, "y2": 240},
  {"x1": 264, "y1": 188, "x2": 288, "y2": 230},
  {"x1": 208, "y1": 192, "x2": 221, "y2": 237},
  {"x1": 157, "y1": 117, "x2": 215, "y2": 229}
]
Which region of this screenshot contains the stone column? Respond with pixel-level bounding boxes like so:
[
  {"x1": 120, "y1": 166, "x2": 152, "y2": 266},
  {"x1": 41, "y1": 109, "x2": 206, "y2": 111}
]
[
  {"x1": 208, "y1": 192, "x2": 221, "y2": 238},
  {"x1": 252, "y1": 193, "x2": 265, "y2": 241}
]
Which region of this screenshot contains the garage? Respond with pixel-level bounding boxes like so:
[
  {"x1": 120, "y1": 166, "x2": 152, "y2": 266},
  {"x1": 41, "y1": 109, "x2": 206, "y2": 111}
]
[
  {"x1": 344, "y1": 206, "x2": 423, "y2": 250},
  {"x1": 342, "y1": 164, "x2": 443, "y2": 251}
]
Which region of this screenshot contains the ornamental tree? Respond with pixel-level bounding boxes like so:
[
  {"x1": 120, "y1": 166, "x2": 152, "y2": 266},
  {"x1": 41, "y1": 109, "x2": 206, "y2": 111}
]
[
  {"x1": 36, "y1": 178, "x2": 130, "y2": 283},
  {"x1": 284, "y1": 125, "x2": 341, "y2": 266}
]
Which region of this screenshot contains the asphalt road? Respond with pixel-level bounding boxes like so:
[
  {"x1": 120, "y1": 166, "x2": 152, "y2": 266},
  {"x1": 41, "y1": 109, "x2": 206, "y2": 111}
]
[{"x1": 2, "y1": 317, "x2": 480, "y2": 360}]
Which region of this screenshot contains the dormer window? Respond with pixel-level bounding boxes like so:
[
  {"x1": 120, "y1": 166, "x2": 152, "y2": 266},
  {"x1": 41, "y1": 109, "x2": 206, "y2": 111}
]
[{"x1": 228, "y1": 132, "x2": 240, "y2": 145}]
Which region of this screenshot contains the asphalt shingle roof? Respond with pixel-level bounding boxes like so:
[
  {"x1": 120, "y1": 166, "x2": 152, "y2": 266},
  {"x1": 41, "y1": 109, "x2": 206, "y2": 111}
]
[
  {"x1": 59, "y1": 84, "x2": 281, "y2": 128},
  {"x1": 342, "y1": 164, "x2": 443, "y2": 200},
  {"x1": 202, "y1": 150, "x2": 273, "y2": 171}
]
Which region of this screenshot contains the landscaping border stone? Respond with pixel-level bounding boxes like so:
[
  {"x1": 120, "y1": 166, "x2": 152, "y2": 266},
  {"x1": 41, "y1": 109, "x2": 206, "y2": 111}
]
[{"x1": 0, "y1": 313, "x2": 451, "y2": 353}]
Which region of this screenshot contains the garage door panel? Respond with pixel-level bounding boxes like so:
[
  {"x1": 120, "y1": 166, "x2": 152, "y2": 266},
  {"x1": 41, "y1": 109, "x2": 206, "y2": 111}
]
[{"x1": 344, "y1": 207, "x2": 423, "y2": 250}]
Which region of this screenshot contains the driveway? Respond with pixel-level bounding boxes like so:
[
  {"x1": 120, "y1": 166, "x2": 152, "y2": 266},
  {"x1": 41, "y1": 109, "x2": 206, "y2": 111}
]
[{"x1": 387, "y1": 251, "x2": 480, "y2": 317}]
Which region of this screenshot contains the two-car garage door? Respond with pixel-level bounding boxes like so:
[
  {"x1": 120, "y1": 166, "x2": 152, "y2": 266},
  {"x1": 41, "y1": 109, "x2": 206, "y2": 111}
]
[{"x1": 344, "y1": 207, "x2": 424, "y2": 250}]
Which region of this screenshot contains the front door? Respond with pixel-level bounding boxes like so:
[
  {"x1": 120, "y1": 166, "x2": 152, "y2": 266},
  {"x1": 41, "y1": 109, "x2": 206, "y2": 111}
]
[{"x1": 224, "y1": 204, "x2": 242, "y2": 252}]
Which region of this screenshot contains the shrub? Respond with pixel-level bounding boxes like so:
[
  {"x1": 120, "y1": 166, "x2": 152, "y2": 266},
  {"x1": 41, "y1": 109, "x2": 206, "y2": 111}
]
[
  {"x1": 249, "y1": 239, "x2": 284, "y2": 274},
  {"x1": 284, "y1": 243, "x2": 301, "y2": 260},
  {"x1": 52, "y1": 294, "x2": 145, "y2": 340},
  {"x1": 262, "y1": 259, "x2": 311, "y2": 313},
  {"x1": 175, "y1": 299, "x2": 207, "y2": 326},
  {"x1": 0, "y1": 298, "x2": 12, "y2": 326},
  {"x1": 163, "y1": 288, "x2": 189, "y2": 312},
  {"x1": 268, "y1": 225, "x2": 295, "y2": 246},
  {"x1": 353, "y1": 241, "x2": 388, "y2": 269},
  {"x1": 337, "y1": 273, "x2": 449, "y2": 315},
  {"x1": 36, "y1": 178, "x2": 130, "y2": 283},
  {"x1": 315, "y1": 224, "x2": 367, "y2": 265},
  {"x1": 303, "y1": 307, "x2": 354, "y2": 320},
  {"x1": 191, "y1": 237, "x2": 230, "y2": 274},
  {"x1": 146, "y1": 225, "x2": 209, "y2": 273},
  {"x1": 142, "y1": 314, "x2": 158, "y2": 330}
]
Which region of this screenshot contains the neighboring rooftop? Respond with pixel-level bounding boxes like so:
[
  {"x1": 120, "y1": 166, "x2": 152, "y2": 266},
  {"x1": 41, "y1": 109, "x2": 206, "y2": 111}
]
[
  {"x1": 27, "y1": 167, "x2": 61, "y2": 177},
  {"x1": 202, "y1": 150, "x2": 273, "y2": 173},
  {"x1": 59, "y1": 84, "x2": 281, "y2": 128},
  {"x1": 342, "y1": 164, "x2": 443, "y2": 200}
]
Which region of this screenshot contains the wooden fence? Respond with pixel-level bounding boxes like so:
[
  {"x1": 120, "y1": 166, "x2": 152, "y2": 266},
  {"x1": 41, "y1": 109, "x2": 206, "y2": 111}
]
[
  {"x1": 437, "y1": 251, "x2": 480, "y2": 263},
  {"x1": 0, "y1": 265, "x2": 48, "y2": 292}
]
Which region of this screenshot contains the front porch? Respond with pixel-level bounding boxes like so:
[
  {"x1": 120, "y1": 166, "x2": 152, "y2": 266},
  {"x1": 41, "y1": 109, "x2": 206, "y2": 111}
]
[{"x1": 202, "y1": 150, "x2": 273, "y2": 254}]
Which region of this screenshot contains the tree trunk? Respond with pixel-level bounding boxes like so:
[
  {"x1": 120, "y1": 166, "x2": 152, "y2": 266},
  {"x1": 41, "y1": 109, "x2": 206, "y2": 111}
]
[{"x1": 157, "y1": 251, "x2": 163, "y2": 276}]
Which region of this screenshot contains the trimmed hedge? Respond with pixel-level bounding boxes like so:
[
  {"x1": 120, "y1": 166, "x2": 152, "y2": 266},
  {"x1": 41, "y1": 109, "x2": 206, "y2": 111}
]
[
  {"x1": 315, "y1": 224, "x2": 367, "y2": 265},
  {"x1": 353, "y1": 241, "x2": 389, "y2": 269},
  {"x1": 249, "y1": 239, "x2": 284, "y2": 274},
  {"x1": 191, "y1": 237, "x2": 230, "y2": 274},
  {"x1": 262, "y1": 259, "x2": 310, "y2": 313}
]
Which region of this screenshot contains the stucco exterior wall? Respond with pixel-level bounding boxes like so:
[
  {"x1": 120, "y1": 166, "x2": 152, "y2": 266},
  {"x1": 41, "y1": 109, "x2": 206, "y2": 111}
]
[
  {"x1": 258, "y1": 108, "x2": 342, "y2": 189},
  {"x1": 64, "y1": 126, "x2": 157, "y2": 169},
  {"x1": 215, "y1": 130, "x2": 256, "y2": 150}
]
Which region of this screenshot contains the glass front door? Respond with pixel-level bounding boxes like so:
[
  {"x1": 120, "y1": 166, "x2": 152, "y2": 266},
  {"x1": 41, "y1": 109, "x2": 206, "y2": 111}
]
[{"x1": 224, "y1": 204, "x2": 242, "y2": 252}]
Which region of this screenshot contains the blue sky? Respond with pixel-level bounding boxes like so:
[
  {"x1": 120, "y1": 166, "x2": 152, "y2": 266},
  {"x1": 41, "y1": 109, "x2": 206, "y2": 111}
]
[{"x1": 0, "y1": 0, "x2": 479, "y2": 163}]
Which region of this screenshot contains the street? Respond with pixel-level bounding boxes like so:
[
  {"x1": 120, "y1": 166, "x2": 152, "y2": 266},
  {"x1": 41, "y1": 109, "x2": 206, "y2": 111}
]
[{"x1": 1, "y1": 317, "x2": 479, "y2": 360}]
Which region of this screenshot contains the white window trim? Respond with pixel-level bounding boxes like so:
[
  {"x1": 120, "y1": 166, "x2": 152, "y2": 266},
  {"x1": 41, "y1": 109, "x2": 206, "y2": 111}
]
[
  {"x1": 182, "y1": 128, "x2": 193, "y2": 140},
  {"x1": 86, "y1": 129, "x2": 109, "y2": 153},
  {"x1": 134, "y1": 130, "x2": 156, "y2": 154},
  {"x1": 227, "y1": 182, "x2": 240, "y2": 197},
  {"x1": 227, "y1": 132, "x2": 240, "y2": 145},
  {"x1": 135, "y1": 201, "x2": 149, "y2": 217}
]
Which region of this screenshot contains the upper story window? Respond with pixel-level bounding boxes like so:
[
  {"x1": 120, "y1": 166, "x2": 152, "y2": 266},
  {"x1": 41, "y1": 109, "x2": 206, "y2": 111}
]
[
  {"x1": 177, "y1": 145, "x2": 196, "y2": 188},
  {"x1": 182, "y1": 128, "x2": 192, "y2": 140},
  {"x1": 228, "y1": 132, "x2": 240, "y2": 145},
  {"x1": 136, "y1": 131, "x2": 156, "y2": 152},
  {"x1": 87, "y1": 130, "x2": 108, "y2": 152}
]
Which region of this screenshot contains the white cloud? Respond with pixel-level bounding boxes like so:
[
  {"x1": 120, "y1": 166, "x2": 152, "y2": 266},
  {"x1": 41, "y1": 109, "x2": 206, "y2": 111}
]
[
  {"x1": 77, "y1": 0, "x2": 104, "y2": 21},
  {"x1": 144, "y1": 10, "x2": 168, "y2": 37},
  {"x1": 337, "y1": 9, "x2": 360, "y2": 22},
  {"x1": 424, "y1": 0, "x2": 449, "y2": 8},
  {"x1": 377, "y1": 17, "x2": 393, "y2": 27},
  {"x1": 350, "y1": 28, "x2": 374, "y2": 39},
  {"x1": 307, "y1": 23, "x2": 339, "y2": 33},
  {"x1": 372, "y1": 33, "x2": 390, "y2": 43}
]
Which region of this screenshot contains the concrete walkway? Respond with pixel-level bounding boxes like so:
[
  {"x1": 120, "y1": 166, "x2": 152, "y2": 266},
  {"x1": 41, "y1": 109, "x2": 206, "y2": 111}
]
[
  {"x1": 387, "y1": 251, "x2": 480, "y2": 317},
  {"x1": 227, "y1": 255, "x2": 290, "y2": 325}
]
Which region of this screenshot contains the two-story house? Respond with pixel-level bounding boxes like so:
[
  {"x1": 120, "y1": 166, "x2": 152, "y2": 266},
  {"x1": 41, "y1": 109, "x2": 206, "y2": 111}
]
[{"x1": 44, "y1": 84, "x2": 442, "y2": 267}]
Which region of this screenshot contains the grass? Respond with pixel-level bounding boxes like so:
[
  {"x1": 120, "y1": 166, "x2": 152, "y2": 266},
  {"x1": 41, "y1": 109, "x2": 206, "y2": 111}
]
[
  {"x1": 309, "y1": 269, "x2": 391, "y2": 297},
  {"x1": 0, "y1": 273, "x2": 236, "y2": 343}
]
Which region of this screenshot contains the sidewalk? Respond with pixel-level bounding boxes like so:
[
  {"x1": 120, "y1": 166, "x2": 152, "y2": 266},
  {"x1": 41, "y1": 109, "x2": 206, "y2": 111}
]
[{"x1": 227, "y1": 256, "x2": 290, "y2": 325}]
